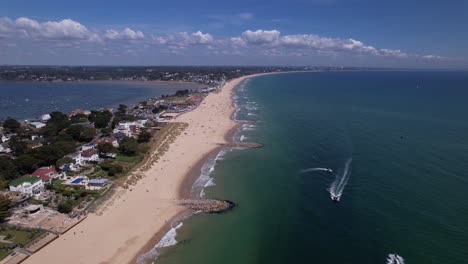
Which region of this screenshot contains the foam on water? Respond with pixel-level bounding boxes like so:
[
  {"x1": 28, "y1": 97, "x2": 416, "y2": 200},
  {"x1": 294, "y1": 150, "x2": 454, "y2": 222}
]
[
  {"x1": 386, "y1": 254, "x2": 405, "y2": 264},
  {"x1": 191, "y1": 148, "x2": 229, "y2": 198},
  {"x1": 300, "y1": 167, "x2": 333, "y2": 173},
  {"x1": 328, "y1": 158, "x2": 352, "y2": 201}
]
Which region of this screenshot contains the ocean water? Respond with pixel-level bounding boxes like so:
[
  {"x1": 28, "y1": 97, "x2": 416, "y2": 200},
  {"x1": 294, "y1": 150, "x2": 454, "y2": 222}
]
[
  {"x1": 154, "y1": 71, "x2": 468, "y2": 264},
  {"x1": 0, "y1": 81, "x2": 201, "y2": 120}
]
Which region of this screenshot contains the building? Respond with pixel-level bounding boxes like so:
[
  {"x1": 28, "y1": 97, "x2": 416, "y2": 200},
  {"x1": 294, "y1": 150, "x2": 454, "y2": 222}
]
[
  {"x1": 29, "y1": 122, "x2": 46, "y2": 129},
  {"x1": 63, "y1": 176, "x2": 88, "y2": 189},
  {"x1": 9, "y1": 176, "x2": 44, "y2": 196},
  {"x1": 79, "y1": 149, "x2": 99, "y2": 164},
  {"x1": 97, "y1": 136, "x2": 119, "y2": 148},
  {"x1": 40, "y1": 114, "x2": 51, "y2": 122},
  {"x1": 87, "y1": 178, "x2": 110, "y2": 190},
  {"x1": 31, "y1": 166, "x2": 62, "y2": 183},
  {"x1": 59, "y1": 162, "x2": 80, "y2": 173},
  {"x1": 112, "y1": 120, "x2": 148, "y2": 137},
  {"x1": 0, "y1": 142, "x2": 11, "y2": 153},
  {"x1": 80, "y1": 143, "x2": 96, "y2": 152}
]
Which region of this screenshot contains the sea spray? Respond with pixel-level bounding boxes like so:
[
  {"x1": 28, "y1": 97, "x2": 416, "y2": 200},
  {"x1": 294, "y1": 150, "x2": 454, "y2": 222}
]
[
  {"x1": 328, "y1": 158, "x2": 352, "y2": 201},
  {"x1": 386, "y1": 254, "x2": 405, "y2": 264}
]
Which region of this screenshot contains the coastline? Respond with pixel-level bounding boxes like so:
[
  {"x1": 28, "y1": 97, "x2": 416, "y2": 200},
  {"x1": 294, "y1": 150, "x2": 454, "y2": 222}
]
[{"x1": 22, "y1": 73, "x2": 268, "y2": 264}]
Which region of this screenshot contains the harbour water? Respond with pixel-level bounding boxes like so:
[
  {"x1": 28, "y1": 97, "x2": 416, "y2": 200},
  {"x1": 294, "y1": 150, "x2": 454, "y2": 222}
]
[
  {"x1": 155, "y1": 71, "x2": 468, "y2": 263},
  {"x1": 0, "y1": 81, "x2": 201, "y2": 120}
]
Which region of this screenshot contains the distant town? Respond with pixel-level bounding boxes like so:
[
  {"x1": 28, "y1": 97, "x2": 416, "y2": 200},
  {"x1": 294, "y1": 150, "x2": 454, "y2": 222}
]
[
  {"x1": 0, "y1": 66, "x2": 366, "y2": 84},
  {"x1": 0, "y1": 85, "x2": 208, "y2": 261}
]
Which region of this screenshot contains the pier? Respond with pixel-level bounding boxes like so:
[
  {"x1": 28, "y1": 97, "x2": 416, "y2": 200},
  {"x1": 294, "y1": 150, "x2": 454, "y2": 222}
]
[{"x1": 177, "y1": 199, "x2": 235, "y2": 214}]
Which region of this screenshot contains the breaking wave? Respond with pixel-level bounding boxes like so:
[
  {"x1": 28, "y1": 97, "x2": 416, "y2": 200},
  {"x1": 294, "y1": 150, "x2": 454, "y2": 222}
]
[
  {"x1": 387, "y1": 254, "x2": 405, "y2": 264},
  {"x1": 328, "y1": 158, "x2": 352, "y2": 201},
  {"x1": 191, "y1": 148, "x2": 228, "y2": 198}
]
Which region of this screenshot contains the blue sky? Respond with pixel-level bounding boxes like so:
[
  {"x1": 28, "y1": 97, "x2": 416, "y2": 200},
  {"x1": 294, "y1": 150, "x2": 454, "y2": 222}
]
[{"x1": 1, "y1": 0, "x2": 467, "y2": 68}]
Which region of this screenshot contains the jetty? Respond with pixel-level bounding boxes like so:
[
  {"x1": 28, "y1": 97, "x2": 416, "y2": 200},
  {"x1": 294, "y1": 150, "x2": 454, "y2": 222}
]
[{"x1": 177, "y1": 199, "x2": 235, "y2": 214}]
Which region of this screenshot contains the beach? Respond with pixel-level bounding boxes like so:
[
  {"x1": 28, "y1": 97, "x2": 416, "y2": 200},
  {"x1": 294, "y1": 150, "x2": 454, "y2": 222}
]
[{"x1": 23, "y1": 74, "x2": 259, "y2": 264}]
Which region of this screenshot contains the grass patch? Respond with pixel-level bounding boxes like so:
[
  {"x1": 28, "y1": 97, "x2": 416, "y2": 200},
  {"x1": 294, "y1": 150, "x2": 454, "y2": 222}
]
[
  {"x1": 116, "y1": 154, "x2": 143, "y2": 163},
  {"x1": 0, "y1": 226, "x2": 45, "y2": 259}
]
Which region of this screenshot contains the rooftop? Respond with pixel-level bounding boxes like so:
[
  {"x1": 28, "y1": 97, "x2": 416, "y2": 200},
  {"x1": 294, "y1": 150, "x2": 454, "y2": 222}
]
[{"x1": 10, "y1": 176, "x2": 41, "y2": 187}]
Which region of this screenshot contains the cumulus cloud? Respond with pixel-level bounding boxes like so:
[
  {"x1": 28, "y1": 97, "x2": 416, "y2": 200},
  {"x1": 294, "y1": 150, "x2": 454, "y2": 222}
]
[
  {"x1": 0, "y1": 16, "x2": 452, "y2": 64},
  {"x1": 104, "y1": 28, "x2": 144, "y2": 40},
  {"x1": 241, "y1": 29, "x2": 281, "y2": 44}
]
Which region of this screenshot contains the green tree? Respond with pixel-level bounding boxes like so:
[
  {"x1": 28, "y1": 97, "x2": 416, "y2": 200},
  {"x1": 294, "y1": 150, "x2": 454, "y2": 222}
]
[
  {"x1": 70, "y1": 113, "x2": 88, "y2": 123},
  {"x1": 2, "y1": 118, "x2": 21, "y2": 133},
  {"x1": 8, "y1": 136, "x2": 28, "y2": 156},
  {"x1": 57, "y1": 199, "x2": 74, "y2": 214},
  {"x1": 0, "y1": 195, "x2": 11, "y2": 222},
  {"x1": 14, "y1": 154, "x2": 41, "y2": 175},
  {"x1": 137, "y1": 130, "x2": 152, "y2": 143},
  {"x1": 0, "y1": 156, "x2": 19, "y2": 180},
  {"x1": 56, "y1": 157, "x2": 75, "y2": 168},
  {"x1": 118, "y1": 137, "x2": 139, "y2": 156},
  {"x1": 47, "y1": 112, "x2": 71, "y2": 131},
  {"x1": 117, "y1": 104, "x2": 128, "y2": 115},
  {"x1": 97, "y1": 142, "x2": 116, "y2": 154},
  {"x1": 89, "y1": 110, "x2": 112, "y2": 128}
]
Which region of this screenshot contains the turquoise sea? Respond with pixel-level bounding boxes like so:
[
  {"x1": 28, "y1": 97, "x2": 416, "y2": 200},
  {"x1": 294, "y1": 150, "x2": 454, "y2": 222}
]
[
  {"x1": 0, "y1": 81, "x2": 201, "y2": 120},
  {"x1": 150, "y1": 71, "x2": 468, "y2": 264}
]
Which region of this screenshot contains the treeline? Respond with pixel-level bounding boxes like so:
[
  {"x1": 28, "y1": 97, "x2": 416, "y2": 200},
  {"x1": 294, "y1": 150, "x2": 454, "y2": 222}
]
[{"x1": 0, "y1": 66, "x2": 306, "y2": 83}]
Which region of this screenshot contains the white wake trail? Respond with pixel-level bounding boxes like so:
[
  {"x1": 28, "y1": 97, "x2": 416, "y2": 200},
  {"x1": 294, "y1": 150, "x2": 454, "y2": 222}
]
[
  {"x1": 387, "y1": 254, "x2": 405, "y2": 264},
  {"x1": 328, "y1": 158, "x2": 352, "y2": 201},
  {"x1": 300, "y1": 167, "x2": 334, "y2": 173}
]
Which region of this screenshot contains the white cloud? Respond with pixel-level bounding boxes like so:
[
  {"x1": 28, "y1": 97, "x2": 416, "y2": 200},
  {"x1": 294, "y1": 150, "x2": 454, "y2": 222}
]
[
  {"x1": 241, "y1": 29, "x2": 280, "y2": 44},
  {"x1": 15, "y1": 17, "x2": 92, "y2": 40},
  {"x1": 104, "y1": 28, "x2": 144, "y2": 40},
  {"x1": 191, "y1": 31, "x2": 213, "y2": 44}
]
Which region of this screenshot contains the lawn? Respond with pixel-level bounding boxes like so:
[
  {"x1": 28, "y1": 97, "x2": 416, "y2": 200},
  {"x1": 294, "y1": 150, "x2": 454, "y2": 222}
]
[
  {"x1": 116, "y1": 154, "x2": 143, "y2": 163},
  {"x1": 0, "y1": 226, "x2": 44, "y2": 260}
]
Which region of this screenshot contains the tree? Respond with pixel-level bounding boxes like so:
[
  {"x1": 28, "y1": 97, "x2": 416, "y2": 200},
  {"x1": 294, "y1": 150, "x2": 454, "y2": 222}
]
[
  {"x1": 2, "y1": 118, "x2": 20, "y2": 133},
  {"x1": 14, "y1": 154, "x2": 41, "y2": 175},
  {"x1": 137, "y1": 130, "x2": 152, "y2": 143},
  {"x1": 70, "y1": 113, "x2": 88, "y2": 123},
  {"x1": 118, "y1": 137, "x2": 139, "y2": 156},
  {"x1": 47, "y1": 112, "x2": 71, "y2": 131},
  {"x1": 0, "y1": 156, "x2": 18, "y2": 180},
  {"x1": 89, "y1": 110, "x2": 112, "y2": 128},
  {"x1": 117, "y1": 104, "x2": 128, "y2": 115},
  {"x1": 8, "y1": 136, "x2": 28, "y2": 156},
  {"x1": 66, "y1": 125, "x2": 95, "y2": 142},
  {"x1": 57, "y1": 200, "x2": 74, "y2": 214},
  {"x1": 56, "y1": 157, "x2": 74, "y2": 168},
  {"x1": 0, "y1": 195, "x2": 11, "y2": 222},
  {"x1": 97, "y1": 142, "x2": 116, "y2": 154}
]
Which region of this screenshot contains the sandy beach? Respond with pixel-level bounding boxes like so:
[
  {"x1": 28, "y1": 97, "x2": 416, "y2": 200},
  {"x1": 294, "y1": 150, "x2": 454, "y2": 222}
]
[{"x1": 23, "y1": 73, "x2": 263, "y2": 264}]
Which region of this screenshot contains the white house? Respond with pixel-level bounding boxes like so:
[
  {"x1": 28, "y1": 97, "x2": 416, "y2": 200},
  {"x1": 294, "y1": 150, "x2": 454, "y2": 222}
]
[
  {"x1": 79, "y1": 149, "x2": 99, "y2": 164},
  {"x1": 9, "y1": 176, "x2": 44, "y2": 196},
  {"x1": 41, "y1": 114, "x2": 51, "y2": 122},
  {"x1": 0, "y1": 143, "x2": 11, "y2": 153},
  {"x1": 80, "y1": 143, "x2": 96, "y2": 152},
  {"x1": 30, "y1": 122, "x2": 46, "y2": 129}
]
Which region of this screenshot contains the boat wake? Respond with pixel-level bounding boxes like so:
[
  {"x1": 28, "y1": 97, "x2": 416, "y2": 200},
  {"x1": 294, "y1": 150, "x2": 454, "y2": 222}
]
[
  {"x1": 300, "y1": 167, "x2": 333, "y2": 173},
  {"x1": 387, "y1": 254, "x2": 405, "y2": 264},
  {"x1": 327, "y1": 158, "x2": 352, "y2": 202}
]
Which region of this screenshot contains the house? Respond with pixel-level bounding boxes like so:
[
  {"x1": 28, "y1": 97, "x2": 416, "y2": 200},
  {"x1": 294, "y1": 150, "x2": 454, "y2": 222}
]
[
  {"x1": 31, "y1": 166, "x2": 62, "y2": 183},
  {"x1": 9, "y1": 176, "x2": 44, "y2": 196},
  {"x1": 112, "y1": 120, "x2": 148, "y2": 138},
  {"x1": 87, "y1": 178, "x2": 110, "y2": 190},
  {"x1": 1, "y1": 134, "x2": 14, "y2": 143},
  {"x1": 80, "y1": 149, "x2": 99, "y2": 163},
  {"x1": 59, "y1": 163, "x2": 80, "y2": 173},
  {"x1": 0, "y1": 142, "x2": 11, "y2": 153},
  {"x1": 29, "y1": 122, "x2": 46, "y2": 129},
  {"x1": 69, "y1": 109, "x2": 91, "y2": 117},
  {"x1": 97, "y1": 136, "x2": 119, "y2": 148},
  {"x1": 40, "y1": 114, "x2": 51, "y2": 122},
  {"x1": 80, "y1": 143, "x2": 96, "y2": 152},
  {"x1": 63, "y1": 176, "x2": 88, "y2": 189}
]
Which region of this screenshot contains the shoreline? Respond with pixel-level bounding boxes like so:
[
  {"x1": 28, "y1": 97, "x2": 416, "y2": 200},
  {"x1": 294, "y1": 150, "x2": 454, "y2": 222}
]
[{"x1": 22, "y1": 72, "x2": 270, "y2": 264}]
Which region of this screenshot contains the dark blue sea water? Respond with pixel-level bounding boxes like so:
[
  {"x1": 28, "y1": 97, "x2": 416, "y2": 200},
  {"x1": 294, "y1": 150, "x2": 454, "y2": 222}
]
[
  {"x1": 158, "y1": 71, "x2": 468, "y2": 264},
  {"x1": 0, "y1": 81, "x2": 201, "y2": 120}
]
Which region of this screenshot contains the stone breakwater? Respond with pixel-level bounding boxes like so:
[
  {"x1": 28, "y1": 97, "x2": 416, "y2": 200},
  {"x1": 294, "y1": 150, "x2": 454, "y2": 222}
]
[{"x1": 177, "y1": 199, "x2": 235, "y2": 214}]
